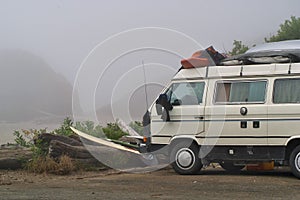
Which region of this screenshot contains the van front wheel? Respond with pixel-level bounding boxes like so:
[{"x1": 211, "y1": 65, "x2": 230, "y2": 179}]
[
  {"x1": 289, "y1": 145, "x2": 300, "y2": 179},
  {"x1": 170, "y1": 141, "x2": 202, "y2": 175}
]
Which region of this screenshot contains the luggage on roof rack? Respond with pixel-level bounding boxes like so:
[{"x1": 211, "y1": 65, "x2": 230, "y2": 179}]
[{"x1": 180, "y1": 46, "x2": 226, "y2": 69}]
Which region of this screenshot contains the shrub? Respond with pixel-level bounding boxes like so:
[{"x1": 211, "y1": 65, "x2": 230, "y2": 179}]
[
  {"x1": 13, "y1": 130, "x2": 31, "y2": 148},
  {"x1": 13, "y1": 128, "x2": 49, "y2": 157},
  {"x1": 102, "y1": 122, "x2": 128, "y2": 140},
  {"x1": 55, "y1": 155, "x2": 75, "y2": 175},
  {"x1": 26, "y1": 155, "x2": 75, "y2": 175},
  {"x1": 26, "y1": 156, "x2": 58, "y2": 174},
  {"x1": 54, "y1": 117, "x2": 74, "y2": 136},
  {"x1": 75, "y1": 120, "x2": 105, "y2": 138}
]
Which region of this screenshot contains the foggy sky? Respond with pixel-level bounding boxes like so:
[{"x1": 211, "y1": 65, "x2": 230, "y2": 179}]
[
  {"x1": 1, "y1": 0, "x2": 300, "y2": 83},
  {"x1": 0, "y1": 0, "x2": 300, "y2": 143}
]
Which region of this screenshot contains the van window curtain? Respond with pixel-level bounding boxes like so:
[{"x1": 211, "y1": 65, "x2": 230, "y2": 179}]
[
  {"x1": 274, "y1": 79, "x2": 300, "y2": 103},
  {"x1": 229, "y1": 82, "x2": 249, "y2": 102},
  {"x1": 229, "y1": 81, "x2": 266, "y2": 103},
  {"x1": 248, "y1": 81, "x2": 266, "y2": 102}
]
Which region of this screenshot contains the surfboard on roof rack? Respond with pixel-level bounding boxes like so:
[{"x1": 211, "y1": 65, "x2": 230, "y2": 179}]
[
  {"x1": 247, "y1": 40, "x2": 300, "y2": 53},
  {"x1": 221, "y1": 49, "x2": 300, "y2": 66},
  {"x1": 221, "y1": 40, "x2": 300, "y2": 66}
]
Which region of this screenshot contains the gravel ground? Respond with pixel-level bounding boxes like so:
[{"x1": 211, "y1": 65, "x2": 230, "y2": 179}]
[{"x1": 1, "y1": 166, "x2": 300, "y2": 200}]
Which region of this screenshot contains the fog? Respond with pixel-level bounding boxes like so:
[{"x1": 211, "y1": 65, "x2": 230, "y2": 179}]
[
  {"x1": 0, "y1": 50, "x2": 72, "y2": 143},
  {"x1": 1, "y1": 0, "x2": 300, "y2": 143}
]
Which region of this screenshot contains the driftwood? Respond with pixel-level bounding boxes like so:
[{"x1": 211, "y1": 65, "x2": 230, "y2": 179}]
[
  {"x1": 0, "y1": 133, "x2": 146, "y2": 170},
  {"x1": 48, "y1": 140, "x2": 107, "y2": 168},
  {"x1": 38, "y1": 133, "x2": 82, "y2": 146},
  {"x1": 0, "y1": 147, "x2": 32, "y2": 169},
  {"x1": 0, "y1": 133, "x2": 106, "y2": 170},
  {"x1": 49, "y1": 140, "x2": 93, "y2": 159}
]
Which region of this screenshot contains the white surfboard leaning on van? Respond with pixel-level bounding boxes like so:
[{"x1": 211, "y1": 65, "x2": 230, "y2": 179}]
[{"x1": 141, "y1": 40, "x2": 300, "y2": 178}]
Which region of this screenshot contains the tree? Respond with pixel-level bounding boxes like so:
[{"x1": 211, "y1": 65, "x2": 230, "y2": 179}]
[
  {"x1": 265, "y1": 16, "x2": 300, "y2": 42},
  {"x1": 229, "y1": 40, "x2": 249, "y2": 55}
]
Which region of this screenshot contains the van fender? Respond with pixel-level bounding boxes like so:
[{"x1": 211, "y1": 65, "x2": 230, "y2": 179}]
[
  {"x1": 169, "y1": 135, "x2": 199, "y2": 146},
  {"x1": 285, "y1": 135, "x2": 300, "y2": 146}
]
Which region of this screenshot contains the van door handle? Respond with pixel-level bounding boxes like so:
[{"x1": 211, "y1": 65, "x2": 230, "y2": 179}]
[{"x1": 194, "y1": 116, "x2": 204, "y2": 120}]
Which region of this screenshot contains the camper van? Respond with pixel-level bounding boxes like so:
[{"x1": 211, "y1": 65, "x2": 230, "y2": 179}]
[{"x1": 142, "y1": 40, "x2": 300, "y2": 178}]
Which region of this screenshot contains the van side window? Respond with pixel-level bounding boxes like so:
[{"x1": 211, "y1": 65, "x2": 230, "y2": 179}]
[
  {"x1": 273, "y1": 78, "x2": 300, "y2": 103},
  {"x1": 167, "y1": 82, "x2": 205, "y2": 105},
  {"x1": 215, "y1": 80, "x2": 267, "y2": 104}
]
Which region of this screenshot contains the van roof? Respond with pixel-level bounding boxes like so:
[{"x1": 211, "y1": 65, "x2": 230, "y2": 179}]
[
  {"x1": 173, "y1": 62, "x2": 300, "y2": 80},
  {"x1": 174, "y1": 41, "x2": 300, "y2": 80}
]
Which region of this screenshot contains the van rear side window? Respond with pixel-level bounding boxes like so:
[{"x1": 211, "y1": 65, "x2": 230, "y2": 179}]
[
  {"x1": 215, "y1": 80, "x2": 267, "y2": 104},
  {"x1": 273, "y1": 78, "x2": 300, "y2": 103}
]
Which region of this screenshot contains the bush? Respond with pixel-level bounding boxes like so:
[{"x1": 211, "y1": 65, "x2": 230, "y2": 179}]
[
  {"x1": 26, "y1": 155, "x2": 75, "y2": 175},
  {"x1": 26, "y1": 156, "x2": 58, "y2": 174},
  {"x1": 102, "y1": 122, "x2": 128, "y2": 140},
  {"x1": 13, "y1": 128, "x2": 49, "y2": 157},
  {"x1": 75, "y1": 120, "x2": 129, "y2": 140},
  {"x1": 75, "y1": 120, "x2": 105, "y2": 138},
  {"x1": 13, "y1": 130, "x2": 31, "y2": 148},
  {"x1": 54, "y1": 117, "x2": 74, "y2": 136},
  {"x1": 56, "y1": 155, "x2": 75, "y2": 175},
  {"x1": 12, "y1": 119, "x2": 77, "y2": 174}
]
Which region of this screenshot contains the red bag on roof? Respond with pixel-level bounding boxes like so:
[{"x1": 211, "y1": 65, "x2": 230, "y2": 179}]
[{"x1": 180, "y1": 46, "x2": 226, "y2": 69}]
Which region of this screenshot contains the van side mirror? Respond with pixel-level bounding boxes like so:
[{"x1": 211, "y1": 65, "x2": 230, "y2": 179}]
[{"x1": 156, "y1": 94, "x2": 173, "y2": 121}]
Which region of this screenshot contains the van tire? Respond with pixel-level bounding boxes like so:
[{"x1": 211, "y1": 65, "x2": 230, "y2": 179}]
[
  {"x1": 170, "y1": 141, "x2": 202, "y2": 175},
  {"x1": 289, "y1": 145, "x2": 300, "y2": 179},
  {"x1": 219, "y1": 161, "x2": 245, "y2": 173}
]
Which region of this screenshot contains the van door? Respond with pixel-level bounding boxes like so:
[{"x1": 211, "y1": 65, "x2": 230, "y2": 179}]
[
  {"x1": 207, "y1": 79, "x2": 269, "y2": 158},
  {"x1": 150, "y1": 81, "x2": 206, "y2": 142},
  {"x1": 268, "y1": 77, "x2": 300, "y2": 159}
]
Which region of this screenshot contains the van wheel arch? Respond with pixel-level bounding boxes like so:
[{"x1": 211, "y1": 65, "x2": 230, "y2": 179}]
[
  {"x1": 170, "y1": 138, "x2": 199, "y2": 149},
  {"x1": 169, "y1": 138, "x2": 200, "y2": 156},
  {"x1": 286, "y1": 139, "x2": 300, "y2": 160}
]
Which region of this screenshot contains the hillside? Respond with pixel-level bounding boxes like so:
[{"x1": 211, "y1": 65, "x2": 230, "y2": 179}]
[{"x1": 0, "y1": 50, "x2": 72, "y2": 123}]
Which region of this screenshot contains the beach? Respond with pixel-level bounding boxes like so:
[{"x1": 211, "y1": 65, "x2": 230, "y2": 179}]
[{"x1": 1, "y1": 167, "x2": 300, "y2": 200}]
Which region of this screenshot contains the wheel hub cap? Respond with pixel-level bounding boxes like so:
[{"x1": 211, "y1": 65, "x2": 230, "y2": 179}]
[{"x1": 176, "y1": 148, "x2": 195, "y2": 170}]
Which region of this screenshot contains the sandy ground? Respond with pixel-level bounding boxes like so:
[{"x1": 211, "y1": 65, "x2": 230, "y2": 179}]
[{"x1": 1, "y1": 166, "x2": 300, "y2": 200}]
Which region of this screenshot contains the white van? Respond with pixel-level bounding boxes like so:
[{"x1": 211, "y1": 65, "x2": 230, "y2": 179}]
[{"x1": 141, "y1": 41, "x2": 300, "y2": 178}]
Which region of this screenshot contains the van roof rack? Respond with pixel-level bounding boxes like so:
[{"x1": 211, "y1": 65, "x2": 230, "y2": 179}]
[{"x1": 221, "y1": 49, "x2": 300, "y2": 66}]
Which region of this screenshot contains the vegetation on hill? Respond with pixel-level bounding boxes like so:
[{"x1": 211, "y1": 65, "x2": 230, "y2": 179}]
[
  {"x1": 230, "y1": 16, "x2": 300, "y2": 55},
  {"x1": 265, "y1": 16, "x2": 300, "y2": 42}
]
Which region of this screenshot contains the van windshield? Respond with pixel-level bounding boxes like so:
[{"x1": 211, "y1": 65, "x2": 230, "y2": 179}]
[{"x1": 165, "y1": 82, "x2": 205, "y2": 105}]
